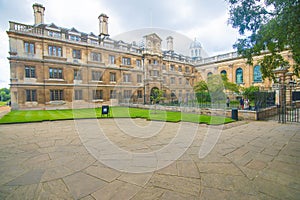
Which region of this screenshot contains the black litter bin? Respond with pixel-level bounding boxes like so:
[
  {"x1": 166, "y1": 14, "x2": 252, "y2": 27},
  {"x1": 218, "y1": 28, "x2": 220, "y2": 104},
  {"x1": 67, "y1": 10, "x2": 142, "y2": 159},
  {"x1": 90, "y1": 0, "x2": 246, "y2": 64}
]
[{"x1": 231, "y1": 108, "x2": 238, "y2": 120}]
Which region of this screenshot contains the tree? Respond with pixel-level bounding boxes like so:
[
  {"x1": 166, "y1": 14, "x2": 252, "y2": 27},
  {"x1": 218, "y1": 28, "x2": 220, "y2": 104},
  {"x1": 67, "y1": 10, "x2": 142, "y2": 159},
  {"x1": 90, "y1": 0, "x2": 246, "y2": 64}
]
[
  {"x1": 221, "y1": 74, "x2": 240, "y2": 94},
  {"x1": 227, "y1": 0, "x2": 300, "y2": 79},
  {"x1": 150, "y1": 88, "x2": 164, "y2": 113},
  {"x1": 193, "y1": 80, "x2": 208, "y2": 92},
  {"x1": 0, "y1": 88, "x2": 10, "y2": 102},
  {"x1": 242, "y1": 86, "x2": 259, "y2": 102}
]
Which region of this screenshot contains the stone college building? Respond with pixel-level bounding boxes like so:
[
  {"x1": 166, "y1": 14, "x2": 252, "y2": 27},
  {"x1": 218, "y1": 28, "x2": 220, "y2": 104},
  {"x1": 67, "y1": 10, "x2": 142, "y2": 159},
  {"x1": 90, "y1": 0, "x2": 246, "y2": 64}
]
[{"x1": 7, "y1": 3, "x2": 294, "y2": 110}]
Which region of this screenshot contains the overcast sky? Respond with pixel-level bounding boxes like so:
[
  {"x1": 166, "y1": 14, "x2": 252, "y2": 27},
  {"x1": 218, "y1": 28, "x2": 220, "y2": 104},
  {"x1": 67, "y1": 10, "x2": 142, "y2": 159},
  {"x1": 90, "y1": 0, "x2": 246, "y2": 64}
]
[{"x1": 0, "y1": 0, "x2": 240, "y2": 88}]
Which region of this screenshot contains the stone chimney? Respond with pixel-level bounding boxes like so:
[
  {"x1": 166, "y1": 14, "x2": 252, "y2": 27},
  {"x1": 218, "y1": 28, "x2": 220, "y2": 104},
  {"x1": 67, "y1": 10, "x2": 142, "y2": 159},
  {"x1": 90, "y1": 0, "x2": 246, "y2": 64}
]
[
  {"x1": 98, "y1": 13, "x2": 109, "y2": 36},
  {"x1": 166, "y1": 36, "x2": 173, "y2": 52},
  {"x1": 33, "y1": 3, "x2": 45, "y2": 25}
]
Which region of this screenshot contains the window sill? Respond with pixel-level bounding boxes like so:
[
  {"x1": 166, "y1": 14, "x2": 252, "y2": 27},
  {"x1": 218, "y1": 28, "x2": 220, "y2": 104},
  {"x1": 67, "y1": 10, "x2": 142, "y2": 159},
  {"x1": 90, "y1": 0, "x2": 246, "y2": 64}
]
[
  {"x1": 25, "y1": 101, "x2": 38, "y2": 106},
  {"x1": 90, "y1": 81, "x2": 104, "y2": 83},
  {"x1": 46, "y1": 79, "x2": 65, "y2": 82},
  {"x1": 44, "y1": 56, "x2": 67, "y2": 61},
  {"x1": 120, "y1": 64, "x2": 133, "y2": 68},
  {"x1": 49, "y1": 101, "x2": 65, "y2": 105},
  {"x1": 24, "y1": 78, "x2": 37, "y2": 83},
  {"x1": 92, "y1": 99, "x2": 104, "y2": 102}
]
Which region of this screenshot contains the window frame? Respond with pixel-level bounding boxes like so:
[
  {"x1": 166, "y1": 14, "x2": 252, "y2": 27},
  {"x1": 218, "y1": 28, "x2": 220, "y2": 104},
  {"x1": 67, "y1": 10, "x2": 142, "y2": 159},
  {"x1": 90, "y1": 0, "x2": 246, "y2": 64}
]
[
  {"x1": 122, "y1": 57, "x2": 131, "y2": 66},
  {"x1": 25, "y1": 66, "x2": 36, "y2": 78},
  {"x1": 74, "y1": 69, "x2": 82, "y2": 80},
  {"x1": 137, "y1": 74, "x2": 142, "y2": 83},
  {"x1": 26, "y1": 89, "x2": 37, "y2": 102},
  {"x1": 109, "y1": 55, "x2": 115, "y2": 64},
  {"x1": 137, "y1": 90, "x2": 143, "y2": 98},
  {"x1": 92, "y1": 71, "x2": 103, "y2": 81},
  {"x1": 123, "y1": 73, "x2": 131, "y2": 83},
  {"x1": 93, "y1": 90, "x2": 103, "y2": 100},
  {"x1": 50, "y1": 90, "x2": 64, "y2": 101},
  {"x1": 110, "y1": 72, "x2": 116, "y2": 82},
  {"x1": 91, "y1": 52, "x2": 101, "y2": 62},
  {"x1": 110, "y1": 90, "x2": 117, "y2": 99},
  {"x1": 48, "y1": 45, "x2": 62, "y2": 57},
  {"x1": 253, "y1": 65, "x2": 262, "y2": 83},
  {"x1": 49, "y1": 67, "x2": 63, "y2": 79},
  {"x1": 24, "y1": 41, "x2": 35, "y2": 54},
  {"x1": 72, "y1": 49, "x2": 81, "y2": 59},
  {"x1": 236, "y1": 68, "x2": 244, "y2": 84},
  {"x1": 74, "y1": 90, "x2": 83, "y2": 100}
]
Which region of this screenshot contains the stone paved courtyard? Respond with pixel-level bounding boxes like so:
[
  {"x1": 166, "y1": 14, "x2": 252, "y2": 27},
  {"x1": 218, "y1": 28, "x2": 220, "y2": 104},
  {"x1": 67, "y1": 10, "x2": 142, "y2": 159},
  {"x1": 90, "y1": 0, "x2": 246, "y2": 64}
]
[{"x1": 0, "y1": 118, "x2": 299, "y2": 199}]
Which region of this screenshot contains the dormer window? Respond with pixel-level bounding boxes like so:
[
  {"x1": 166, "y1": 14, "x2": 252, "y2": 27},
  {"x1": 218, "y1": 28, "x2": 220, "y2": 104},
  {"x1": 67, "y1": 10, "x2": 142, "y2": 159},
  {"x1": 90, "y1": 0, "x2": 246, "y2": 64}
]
[
  {"x1": 48, "y1": 31, "x2": 61, "y2": 38},
  {"x1": 90, "y1": 39, "x2": 98, "y2": 45},
  {"x1": 69, "y1": 35, "x2": 81, "y2": 41}
]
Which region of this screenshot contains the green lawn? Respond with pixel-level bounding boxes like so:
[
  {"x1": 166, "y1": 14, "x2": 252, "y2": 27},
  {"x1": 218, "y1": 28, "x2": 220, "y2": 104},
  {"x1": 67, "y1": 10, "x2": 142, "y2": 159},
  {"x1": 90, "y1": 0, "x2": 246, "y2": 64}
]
[
  {"x1": 0, "y1": 106, "x2": 234, "y2": 125},
  {"x1": 0, "y1": 101, "x2": 8, "y2": 106}
]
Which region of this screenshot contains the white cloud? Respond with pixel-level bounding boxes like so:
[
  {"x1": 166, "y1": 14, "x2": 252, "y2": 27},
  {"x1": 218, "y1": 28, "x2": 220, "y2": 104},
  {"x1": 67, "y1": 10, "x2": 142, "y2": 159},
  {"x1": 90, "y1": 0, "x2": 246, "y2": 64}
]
[
  {"x1": 183, "y1": 13, "x2": 240, "y2": 56},
  {"x1": 0, "y1": 29, "x2": 10, "y2": 88}
]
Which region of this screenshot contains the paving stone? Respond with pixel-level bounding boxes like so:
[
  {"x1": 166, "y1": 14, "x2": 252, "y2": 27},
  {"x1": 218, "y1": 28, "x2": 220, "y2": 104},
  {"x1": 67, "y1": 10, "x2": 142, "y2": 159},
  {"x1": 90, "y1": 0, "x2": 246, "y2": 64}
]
[
  {"x1": 117, "y1": 172, "x2": 153, "y2": 186},
  {"x1": 6, "y1": 169, "x2": 44, "y2": 186},
  {"x1": 176, "y1": 160, "x2": 200, "y2": 178},
  {"x1": 258, "y1": 168, "x2": 300, "y2": 190},
  {"x1": 161, "y1": 190, "x2": 198, "y2": 200},
  {"x1": 156, "y1": 161, "x2": 178, "y2": 176},
  {"x1": 35, "y1": 179, "x2": 73, "y2": 199},
  {"x1": 200, "y1": 187, "x2": 258, "y2": 200},
  {"x1": 268, "y1": 160, "x2": 299, "y2": 177},
  {"x1": 196, "y1": 162, "x2": 243, "y2": 176},
  {"x1": 254, "y1": 177, "x2": 300, "y2": 199},
  {"x1": 84, "y1": 165, "x2": 121, "y2": 182},
  {"x1": 130, "y1": 186, "x2": 165, "y2": 200},
  {"x1": 63, "y1": 172, "x2": 107, "y2": 199},
  {"x1": 246, "y1": 159, "x2": 267, "y2": 171},
  {"x1": 5, "y1": 184, "x2": 39, "y2": 200},
  {"x1": 149, "y1": 174, "x2": 200, "y2": 196},
  {"x1": 0, "y1": 119, "x2": 299, "y2": 199},
  {"x1": 91, "y1": 180, "x2": 141, "y2": 200},
  {"x1": 41, "y1": 166, "x2": 74, "y2": 182}
]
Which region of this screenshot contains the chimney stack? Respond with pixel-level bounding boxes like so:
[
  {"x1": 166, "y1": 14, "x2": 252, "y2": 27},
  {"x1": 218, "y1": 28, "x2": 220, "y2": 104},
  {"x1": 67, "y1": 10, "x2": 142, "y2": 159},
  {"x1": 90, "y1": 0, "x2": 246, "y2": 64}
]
[
  {"x1": 33, "y1": 3, "x2": 45, "y2": 25},
  {"x1": 166, "y1": 36, "x2": 173, "y2": 52},
  {"x1": 98, "y1": 13, "x2": 109, "y2": 36}
]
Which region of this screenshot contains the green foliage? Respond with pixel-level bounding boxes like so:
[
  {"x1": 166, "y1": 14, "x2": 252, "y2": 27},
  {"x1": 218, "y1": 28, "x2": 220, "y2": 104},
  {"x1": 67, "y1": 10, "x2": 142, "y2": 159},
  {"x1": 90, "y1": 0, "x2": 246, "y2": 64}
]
[
  {"x1": 0, "y1": 88, "x2": 10, "y2": 102},
  {"x1": 193, "y1": 80, "x2": 208, "y2": 92},
  {"x1": 0, "y1": 107, "x2": 234, "y2": 125},
  {"x1": 221, "y1": 75, "x2": 240, "y2": 94},
  {"x1": 207, "y1": 75, "x2": 226, "y2": 101},
  {"x1": 242, "y1": 86, "x2": 260, "y2": 102},
  {"x1": 150, "y1": 88, "x2": 164, "y2": 104},
  {"x1": 196, "y1": 92, "x2": 211, "y2": 103},
  {"x1": 227, "y1": 0, "x2": 300, "y2": 79},
  {"x1": 194, "y1": 75, "x2": 240, "y2": 104}
]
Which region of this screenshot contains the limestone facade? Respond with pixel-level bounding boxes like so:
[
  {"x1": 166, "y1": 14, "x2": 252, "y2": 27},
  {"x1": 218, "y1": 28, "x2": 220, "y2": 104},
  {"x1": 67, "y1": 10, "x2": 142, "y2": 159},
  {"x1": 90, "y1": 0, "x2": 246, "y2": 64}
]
[{"x1": 7, "y1": 3, "x2": 296, "y2": 110}]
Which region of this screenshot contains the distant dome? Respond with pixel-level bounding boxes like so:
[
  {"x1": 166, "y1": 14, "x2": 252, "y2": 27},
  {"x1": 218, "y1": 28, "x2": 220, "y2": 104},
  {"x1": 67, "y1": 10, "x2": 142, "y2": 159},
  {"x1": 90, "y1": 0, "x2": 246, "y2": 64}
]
[{"x1": 190, "y1": 38, "x2": 202, "y2": 49}]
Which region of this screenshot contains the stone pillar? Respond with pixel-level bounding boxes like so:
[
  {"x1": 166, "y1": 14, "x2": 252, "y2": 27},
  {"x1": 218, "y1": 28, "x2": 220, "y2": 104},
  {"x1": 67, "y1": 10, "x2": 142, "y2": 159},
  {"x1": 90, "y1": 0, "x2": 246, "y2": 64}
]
[
  {"x1": 166, "y1": 36, "x2": 173, "y2": 52},
  {"x1": 33, "y1": 3, "x2": 45, "y2": 25}
]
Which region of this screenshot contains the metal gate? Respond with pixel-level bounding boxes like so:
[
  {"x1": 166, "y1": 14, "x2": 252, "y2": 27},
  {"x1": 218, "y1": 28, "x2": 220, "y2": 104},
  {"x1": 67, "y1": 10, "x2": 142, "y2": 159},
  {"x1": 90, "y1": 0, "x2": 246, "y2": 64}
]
[{"x1": 277, "y1": 90, "x2": 300, "y2": 123}]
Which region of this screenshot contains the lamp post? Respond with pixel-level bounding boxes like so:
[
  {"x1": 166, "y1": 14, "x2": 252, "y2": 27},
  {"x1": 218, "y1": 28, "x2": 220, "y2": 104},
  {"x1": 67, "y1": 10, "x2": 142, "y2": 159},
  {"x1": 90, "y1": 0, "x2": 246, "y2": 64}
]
[
  {"x1": 142, "y1": 53, "x2": 146, "y2": 105},
  {"x1": 273, "y1": 65, "x2": 288, "y2": 123}
]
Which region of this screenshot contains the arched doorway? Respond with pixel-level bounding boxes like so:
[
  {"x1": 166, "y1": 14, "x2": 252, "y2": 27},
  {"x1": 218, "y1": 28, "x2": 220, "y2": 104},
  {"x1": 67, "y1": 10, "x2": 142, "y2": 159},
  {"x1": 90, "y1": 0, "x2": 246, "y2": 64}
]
[{"x1": 150, "y1": 87, "x2": 160, "y2": 104}]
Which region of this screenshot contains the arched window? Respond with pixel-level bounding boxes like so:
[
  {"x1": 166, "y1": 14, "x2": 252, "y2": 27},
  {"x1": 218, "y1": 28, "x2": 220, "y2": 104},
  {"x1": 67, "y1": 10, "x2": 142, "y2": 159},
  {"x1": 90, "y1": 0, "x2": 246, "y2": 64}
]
[
  {"x1": 191, "y1": 50, "x2": 194, "y2": 57},
  {"x1": 207, "y1": 72, "x2": 213, "y2": 77},
  {"x1": 195, "y1": 49, "x2": 198, "y2": 56},
  {"x1": 253, "y1": 65, "x2": 262, "y2": 82},
  {"x1": 236, "y1": 68, "x2": 243, "y2": 84},
  {"x1": 220, "y1": 70, "x2": 227, "y2": 76}
]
